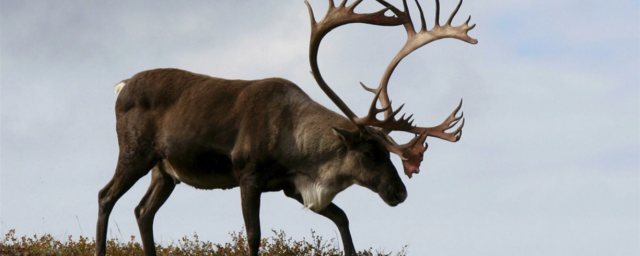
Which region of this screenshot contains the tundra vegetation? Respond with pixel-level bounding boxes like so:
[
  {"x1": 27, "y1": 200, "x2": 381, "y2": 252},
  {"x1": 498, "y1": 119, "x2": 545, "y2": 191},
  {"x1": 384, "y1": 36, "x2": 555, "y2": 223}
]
[{"x1": 1, "y1": 229, "x2": 408, "y2": 256}]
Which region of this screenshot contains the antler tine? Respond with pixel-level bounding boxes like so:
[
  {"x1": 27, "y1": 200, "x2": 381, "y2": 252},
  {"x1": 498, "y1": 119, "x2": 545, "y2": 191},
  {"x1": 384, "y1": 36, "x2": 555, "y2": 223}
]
[
  {"x1": 360, "y1": 82, "x2": 378, "y2": 93},
  {"x1": 365, "y1": 88, "x2": 393, "y2": 118},
  {"x1": 409, "y1": 99, "x2": 465, "y2": 142},
  {"x1": 374, "y1": 0, "x2": 407, "y2": 18},
  {"x1": 465, "y1": 16, "x2": 475, "y2": 30},
  {"x1": 401, "y1": 0, "x2": 414, "y2": 33},
  {"x1": 386, "y1": 103, "x2": 405, "y2": 122},
  {"x1": 434, "y1": 0, "x2": 441, "y2": 26},
  {"x1": 347, "y1": 0, "x2": 364, "y2": 10},
  {"x1": 414, "y1": 0, "x2": 427, "y2": 32},
  {"x1": 305, "y1": 1, "x2": 318, "y2": 27},
  {"x1": 446, "y1": 0, "x2": 463, "y2": 26}
]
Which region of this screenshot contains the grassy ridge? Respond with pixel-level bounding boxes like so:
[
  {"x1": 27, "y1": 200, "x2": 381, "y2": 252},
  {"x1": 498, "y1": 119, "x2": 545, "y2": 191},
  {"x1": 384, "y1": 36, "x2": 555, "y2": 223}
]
[{"x1": 0, "y1": 229, "x2": 408, "y2": 256}]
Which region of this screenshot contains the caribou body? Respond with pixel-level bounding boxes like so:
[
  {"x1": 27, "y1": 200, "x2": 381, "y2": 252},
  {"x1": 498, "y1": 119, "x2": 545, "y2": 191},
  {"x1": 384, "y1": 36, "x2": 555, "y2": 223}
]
[{"x1": 96, "y1": 1, "x2": 477, "y2": 255}]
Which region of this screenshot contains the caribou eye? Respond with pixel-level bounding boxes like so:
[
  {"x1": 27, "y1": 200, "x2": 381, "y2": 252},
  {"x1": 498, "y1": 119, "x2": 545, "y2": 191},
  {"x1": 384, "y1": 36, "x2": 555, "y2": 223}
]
[{"x1": 363, "y1": 151, "x2": 375, "y2": 160}]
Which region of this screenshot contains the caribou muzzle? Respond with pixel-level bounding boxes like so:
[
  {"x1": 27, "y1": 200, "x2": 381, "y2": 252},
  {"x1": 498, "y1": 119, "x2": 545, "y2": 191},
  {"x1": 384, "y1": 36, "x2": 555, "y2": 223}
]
[{"x1": 378, "y1": 181, "x2": 407, "y2": 207}]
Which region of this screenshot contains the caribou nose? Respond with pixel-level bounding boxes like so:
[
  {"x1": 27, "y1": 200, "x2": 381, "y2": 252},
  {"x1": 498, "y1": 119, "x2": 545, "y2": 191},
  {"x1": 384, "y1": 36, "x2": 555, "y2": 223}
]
[
  {"x1": 397, "y1": 190, "x2": 407, "y2": 202},
  {"x1": 383, "y1": 188, "x2": 407, "y2": 207},
  {"x1": 388, "y1": 190, "x2": 407, "y2": 206}
]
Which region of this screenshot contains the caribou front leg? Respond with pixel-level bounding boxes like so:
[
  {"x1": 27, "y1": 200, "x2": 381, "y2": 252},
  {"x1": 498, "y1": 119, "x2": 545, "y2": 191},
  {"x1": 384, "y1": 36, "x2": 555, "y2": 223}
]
[
  {"x1": 239, "y1": 163, "x2": 262, "y2": 256},
  {"x1": 284, "y1": 190, "x2": 356, "y2": 256}
]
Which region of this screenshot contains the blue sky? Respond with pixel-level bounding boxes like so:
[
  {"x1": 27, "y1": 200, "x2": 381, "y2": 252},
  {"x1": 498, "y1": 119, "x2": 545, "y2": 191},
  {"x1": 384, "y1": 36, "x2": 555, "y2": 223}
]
[{"x1": 1, "y1": 0, "x2": 638, "y2": 255}]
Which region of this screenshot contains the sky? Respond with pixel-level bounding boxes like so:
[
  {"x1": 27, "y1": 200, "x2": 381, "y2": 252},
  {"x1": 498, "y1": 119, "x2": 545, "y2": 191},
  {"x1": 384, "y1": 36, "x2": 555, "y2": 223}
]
[{"x1": 1, "y1": 0, "x2": 638, "y2": 255}]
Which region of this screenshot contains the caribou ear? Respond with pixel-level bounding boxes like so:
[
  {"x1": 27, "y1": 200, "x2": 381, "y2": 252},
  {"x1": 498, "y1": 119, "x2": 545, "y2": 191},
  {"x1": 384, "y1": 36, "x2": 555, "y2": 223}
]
[{"x1": 331, "y1": 127, "x2": 360, "y2": 148}]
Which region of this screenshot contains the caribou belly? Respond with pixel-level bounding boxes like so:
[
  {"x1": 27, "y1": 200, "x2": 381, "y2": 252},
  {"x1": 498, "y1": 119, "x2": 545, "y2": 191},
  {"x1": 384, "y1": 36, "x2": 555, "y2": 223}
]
[{"x1": 161, "y1": 159, "x2": 238, "y2": 190}]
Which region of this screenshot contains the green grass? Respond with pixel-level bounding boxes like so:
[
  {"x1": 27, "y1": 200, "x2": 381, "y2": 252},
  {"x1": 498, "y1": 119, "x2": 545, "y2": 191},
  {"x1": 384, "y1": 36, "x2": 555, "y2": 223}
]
[{"x1": 0, "y1": 229, "x2": 408, "y2": 256}]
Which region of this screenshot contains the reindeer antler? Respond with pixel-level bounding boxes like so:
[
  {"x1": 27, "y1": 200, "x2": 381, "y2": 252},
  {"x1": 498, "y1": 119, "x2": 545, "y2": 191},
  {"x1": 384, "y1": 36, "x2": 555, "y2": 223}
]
[
  {"x1": 306, "y1": 0, "x2": 418, "y2": 160},
  {"x1": 362, "y1": 0, "x2": 475, "y2": 143},
  {"x1": 306, "y1": 0, "x2": 477, "y2": 177},
  {"x1": 305, "y1": 0, "x2": 406, "y2": 124}
]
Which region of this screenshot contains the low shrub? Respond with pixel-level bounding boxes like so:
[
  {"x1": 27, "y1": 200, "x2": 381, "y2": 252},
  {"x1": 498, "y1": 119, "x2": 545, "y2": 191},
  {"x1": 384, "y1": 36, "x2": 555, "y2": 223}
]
[{"x1": 1, "y1": 229, "x2": 407, "y2": 256}]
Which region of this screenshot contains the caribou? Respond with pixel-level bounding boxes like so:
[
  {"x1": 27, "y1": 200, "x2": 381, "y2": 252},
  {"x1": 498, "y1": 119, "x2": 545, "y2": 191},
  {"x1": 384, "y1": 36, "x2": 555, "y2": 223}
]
[{"x1": 95, "y1": 0, "x2": 477, "y2": 255}]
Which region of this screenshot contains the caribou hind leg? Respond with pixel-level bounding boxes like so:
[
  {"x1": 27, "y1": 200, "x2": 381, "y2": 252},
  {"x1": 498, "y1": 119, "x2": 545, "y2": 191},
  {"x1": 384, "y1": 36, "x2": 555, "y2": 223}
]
[
  {"x1": 96, "y1": 110, "x2": 159, "y2": 256},
  {"x1": 283, "y1": 190, "x2": 356, "y2": 256},
  {"x1": 95, "y1": 152, "x2": 157, "y2": 256},
  {"x1": 134, "y1": 161, "x2": 176, "y2": 256}
]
